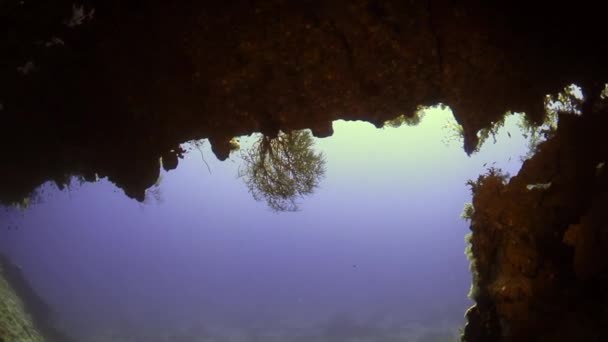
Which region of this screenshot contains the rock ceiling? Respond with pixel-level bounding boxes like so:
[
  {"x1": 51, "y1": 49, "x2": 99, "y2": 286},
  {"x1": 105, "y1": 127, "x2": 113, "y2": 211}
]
[{"x1": 1, "y1": 1, "x2": 606, "y2": 203}]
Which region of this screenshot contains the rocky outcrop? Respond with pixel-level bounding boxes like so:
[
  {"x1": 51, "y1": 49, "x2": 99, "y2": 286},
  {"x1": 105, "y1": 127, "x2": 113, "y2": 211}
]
[
  {"x1": 463, "y1": 92, "x2": 608, "y2": 341},
  {"x1": 0, "y1": 255, "x2": 75, "y2": 342},
  {"x1": 0, "y1": 258, "x2": 44, "y2": 342}
]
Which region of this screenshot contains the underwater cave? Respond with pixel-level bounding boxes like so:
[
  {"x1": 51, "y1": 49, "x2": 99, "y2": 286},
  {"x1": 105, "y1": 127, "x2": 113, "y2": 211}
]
[{"x1": 1, "y1": 1, "x2": 608, "y2": 341}]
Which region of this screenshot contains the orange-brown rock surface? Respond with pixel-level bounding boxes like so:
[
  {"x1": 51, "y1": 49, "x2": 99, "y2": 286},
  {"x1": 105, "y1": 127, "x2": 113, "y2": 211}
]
[{"x1": 464, "y1": 92, "x2": 608, "y2": 341}]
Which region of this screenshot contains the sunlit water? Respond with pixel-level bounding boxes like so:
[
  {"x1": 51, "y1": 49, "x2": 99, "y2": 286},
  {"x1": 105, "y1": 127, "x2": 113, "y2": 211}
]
[{"x1": 0, "y1": 109, "x2": 528, "y2": 341}]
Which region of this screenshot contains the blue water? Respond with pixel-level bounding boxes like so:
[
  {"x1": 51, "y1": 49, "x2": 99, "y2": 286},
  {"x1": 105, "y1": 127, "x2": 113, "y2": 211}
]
[{"x1": 0, "y1": 110, "x2": 528, "y2": 341}]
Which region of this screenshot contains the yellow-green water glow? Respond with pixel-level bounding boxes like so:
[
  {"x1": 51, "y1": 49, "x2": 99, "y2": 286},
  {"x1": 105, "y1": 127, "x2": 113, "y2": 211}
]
[
  {"x1": 312, "y1": 107, "x2": 528, "y2": 194},
  {"x1": 315, "y1": 109, "x2": 465, "y2": 189}
]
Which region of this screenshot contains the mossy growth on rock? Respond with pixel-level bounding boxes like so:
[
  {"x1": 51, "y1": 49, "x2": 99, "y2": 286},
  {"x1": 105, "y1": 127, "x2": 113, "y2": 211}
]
[
  {"x1": 460, "y1": 203, "x2": 475, "y2": 222},
  {"x1": 0, "y1": 265, "x2": 44, "y2": 342},
  {"x1": 0, "y1": 255, "x2": 75, "y2": 342}
]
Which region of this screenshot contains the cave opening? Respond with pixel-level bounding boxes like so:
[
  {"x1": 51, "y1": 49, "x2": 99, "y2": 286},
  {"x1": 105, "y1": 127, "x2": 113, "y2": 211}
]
[
  {"x1": 1, "y1": 103, "x2": 537, "y2": 341},
  {"x1": 2, "y1": 1, "x2": 608, "y2": 341}
]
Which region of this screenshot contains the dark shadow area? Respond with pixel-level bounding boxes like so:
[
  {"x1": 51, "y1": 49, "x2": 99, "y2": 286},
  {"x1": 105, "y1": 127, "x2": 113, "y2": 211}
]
[{"x1": 1, "y1": 1, "x2": 607, "y2": 205}]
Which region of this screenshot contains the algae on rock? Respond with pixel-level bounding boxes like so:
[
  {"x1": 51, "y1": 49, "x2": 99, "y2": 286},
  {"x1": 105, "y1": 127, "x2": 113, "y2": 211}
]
[{"x1": 0, "y1": 264, "x2": 44, "y2": 342}]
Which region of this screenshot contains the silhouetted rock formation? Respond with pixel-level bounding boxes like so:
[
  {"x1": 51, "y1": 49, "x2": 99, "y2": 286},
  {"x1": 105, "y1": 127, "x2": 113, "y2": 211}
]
[{"x1": 1, "y1": 1, "x2": 607, "y2": 203}]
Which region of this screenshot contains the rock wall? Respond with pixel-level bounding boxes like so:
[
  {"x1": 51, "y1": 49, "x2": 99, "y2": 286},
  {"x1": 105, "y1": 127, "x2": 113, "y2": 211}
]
[
  {"x1": 0, "y1": 255, "x2": 75, "y2": 342},
  {"x1": 0, "y1": 256, "x2": 45, "y2": 342},
  {"x1": 463, "y1": 93, "x2": 608, "y2": 341}
]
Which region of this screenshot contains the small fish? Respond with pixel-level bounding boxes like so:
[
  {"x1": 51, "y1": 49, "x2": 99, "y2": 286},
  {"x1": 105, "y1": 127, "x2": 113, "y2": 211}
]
[
  {"x1": 507, "y1": 132, "x2": 511, "y2": 138},
  {"x1": 526, "y1": 182, "x2": 552, "y2": 191}
]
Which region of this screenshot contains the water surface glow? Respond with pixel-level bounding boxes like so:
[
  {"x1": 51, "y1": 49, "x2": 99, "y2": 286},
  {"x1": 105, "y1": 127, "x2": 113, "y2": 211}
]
[{"x1": 0, "y1": 108, "x2": 528, "y2": 341}]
